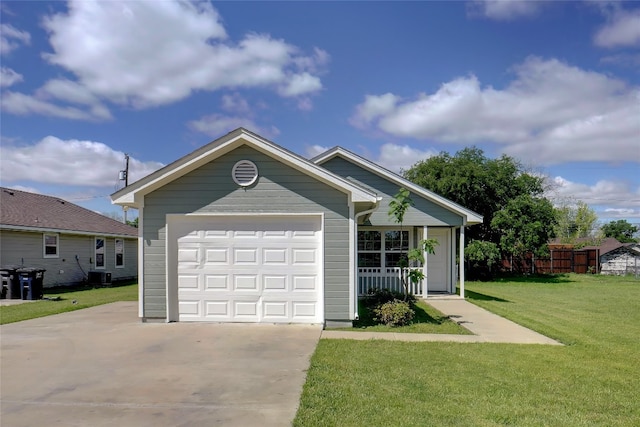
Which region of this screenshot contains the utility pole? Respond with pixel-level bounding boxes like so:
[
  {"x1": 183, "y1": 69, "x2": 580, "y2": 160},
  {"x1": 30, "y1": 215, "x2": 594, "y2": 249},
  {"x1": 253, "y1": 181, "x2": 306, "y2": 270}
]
[{"x1": 120, "y1": 154, "x2": 130, "y2": 224}]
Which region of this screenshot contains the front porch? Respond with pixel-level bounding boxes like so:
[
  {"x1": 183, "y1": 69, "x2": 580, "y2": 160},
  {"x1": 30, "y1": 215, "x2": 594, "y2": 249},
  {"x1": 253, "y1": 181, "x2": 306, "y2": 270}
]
[{"x1": 356, "y1": 226, "x2": 465, "y2": 297}]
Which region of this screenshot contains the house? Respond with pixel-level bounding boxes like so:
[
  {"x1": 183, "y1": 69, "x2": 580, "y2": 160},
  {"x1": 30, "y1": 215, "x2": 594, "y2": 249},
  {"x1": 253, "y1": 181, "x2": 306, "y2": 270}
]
[
  {"x1": 580, "y1": 238, "x2": 640, "y2": 276},
  {"x1": 0, "y1": 187, "x2": 138, "y2": 287},
  {"x1": 111, "y1": 128, "x2": 482, "y2": 326}
]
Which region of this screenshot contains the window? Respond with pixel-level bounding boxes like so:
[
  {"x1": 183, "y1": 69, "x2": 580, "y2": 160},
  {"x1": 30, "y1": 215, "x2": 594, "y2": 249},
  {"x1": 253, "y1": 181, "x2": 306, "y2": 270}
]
[
  {"x1": 43, "y1": 234, "x2": 59, "y2": 258},
  {"x1": 357, "y1": 229, "x2": 409, "y2": 268},
  {"x1": 115, "y1": 239, "x2": 124, "y2": 268},
  {"x1": 95, "y1": 237, "x2": 105, "y2": 269}
]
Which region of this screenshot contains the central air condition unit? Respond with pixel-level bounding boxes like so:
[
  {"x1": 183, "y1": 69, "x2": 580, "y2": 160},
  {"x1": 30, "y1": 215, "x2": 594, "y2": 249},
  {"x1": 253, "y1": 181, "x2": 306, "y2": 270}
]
[{"x1": 88, "y1": 271, "x2": 112, "y2": 286}]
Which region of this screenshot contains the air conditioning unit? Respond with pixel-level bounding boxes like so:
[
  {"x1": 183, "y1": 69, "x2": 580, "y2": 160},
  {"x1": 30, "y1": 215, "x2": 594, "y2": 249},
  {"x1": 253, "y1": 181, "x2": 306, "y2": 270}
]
[{"x1": 88, "y1": 271, "x2": 112, "y2": 286}]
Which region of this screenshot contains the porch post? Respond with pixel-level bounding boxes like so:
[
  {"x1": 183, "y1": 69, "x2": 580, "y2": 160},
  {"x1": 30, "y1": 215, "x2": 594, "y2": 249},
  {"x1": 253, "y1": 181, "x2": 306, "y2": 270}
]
[
  {"x1": 422, "y1": 226, "x2": 428, "y2": 298},
  {"x1": 459, "y1": 225, "x2": 465, "y2": 298}
]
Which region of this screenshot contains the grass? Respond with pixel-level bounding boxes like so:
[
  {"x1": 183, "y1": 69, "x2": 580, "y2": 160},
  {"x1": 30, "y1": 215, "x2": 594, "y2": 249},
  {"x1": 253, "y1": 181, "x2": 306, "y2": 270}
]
[
  {"x1": 295, "y1": 274, "x2": 640, "y2": 426},
  {"x1": 349, "y1": 299, "x2": 471, "y2": 334},
  {"x1": 0, "y1": 283, "x2": 137, "y2": 325}
]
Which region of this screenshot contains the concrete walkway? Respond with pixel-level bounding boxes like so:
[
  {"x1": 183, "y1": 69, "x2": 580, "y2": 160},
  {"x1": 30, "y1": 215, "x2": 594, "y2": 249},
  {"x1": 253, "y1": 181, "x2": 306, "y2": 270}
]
[{"x1": 322, "y1": 297, "x2": 562, "y2": 345}]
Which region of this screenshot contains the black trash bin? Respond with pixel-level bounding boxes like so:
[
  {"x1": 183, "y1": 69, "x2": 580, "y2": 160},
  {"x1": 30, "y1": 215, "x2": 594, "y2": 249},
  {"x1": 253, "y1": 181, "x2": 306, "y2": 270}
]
[
  {"x1": 1, "y1": 266, "x2": 22, "y2": 299},
  {"x1": 17, "y1": 268, "x2": 46, "y2": 300}
]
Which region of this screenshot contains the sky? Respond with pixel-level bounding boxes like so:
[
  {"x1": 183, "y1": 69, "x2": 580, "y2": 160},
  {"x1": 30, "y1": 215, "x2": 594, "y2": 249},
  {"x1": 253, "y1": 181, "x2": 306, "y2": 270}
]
[{"x1": 1, "y1": 0, "x2": 639, "y2": 227}]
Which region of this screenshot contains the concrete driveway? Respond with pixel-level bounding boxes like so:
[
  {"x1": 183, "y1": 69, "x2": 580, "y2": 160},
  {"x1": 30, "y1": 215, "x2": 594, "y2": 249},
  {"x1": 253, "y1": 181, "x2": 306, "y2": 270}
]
[{"x1": 0, "y1": 302, "x2": 321, "y2": 427}]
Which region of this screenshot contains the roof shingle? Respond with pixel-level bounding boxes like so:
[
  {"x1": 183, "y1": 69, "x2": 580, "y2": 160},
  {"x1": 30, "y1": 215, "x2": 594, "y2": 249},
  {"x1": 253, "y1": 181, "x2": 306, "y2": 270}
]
[{"x1": 1, "y1": 187, "x2": 137, "y2": 237}]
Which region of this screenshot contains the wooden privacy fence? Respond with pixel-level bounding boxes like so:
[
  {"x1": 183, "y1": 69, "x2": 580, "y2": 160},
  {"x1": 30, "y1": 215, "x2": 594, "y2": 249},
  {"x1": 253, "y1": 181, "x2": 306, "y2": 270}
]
[{"x1": 502, "y1": 249, "x2": 600, "y2": 274}]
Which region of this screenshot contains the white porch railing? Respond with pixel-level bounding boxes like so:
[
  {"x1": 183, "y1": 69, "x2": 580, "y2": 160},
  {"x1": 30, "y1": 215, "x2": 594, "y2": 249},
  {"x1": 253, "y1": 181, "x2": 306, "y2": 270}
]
[{"x1": 357, "y1": 267, "x2": 423, "y2": 296}]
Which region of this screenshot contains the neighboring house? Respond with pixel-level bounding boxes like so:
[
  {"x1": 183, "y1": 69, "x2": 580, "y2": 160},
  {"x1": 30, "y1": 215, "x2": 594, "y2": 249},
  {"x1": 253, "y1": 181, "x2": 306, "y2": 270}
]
[
  {"x1": 580, "y1": 238, "x2": 640, "y2": 276},
  {"x1": 111, "y1": 128, "x2": 482, "y2": 325},
  {"x1": 0, "y1": 187, "x2": 138, "y2": 287}
]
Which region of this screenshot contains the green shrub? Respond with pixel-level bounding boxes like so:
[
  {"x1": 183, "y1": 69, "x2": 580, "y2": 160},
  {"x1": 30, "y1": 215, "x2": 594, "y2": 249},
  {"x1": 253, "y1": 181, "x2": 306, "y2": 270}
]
[
  {"x1": 364, "y1": 288, "x2": 416, "y2": 307},
  {"x1": 373, "y1": 299, "x2": 415, "y2": 327}
]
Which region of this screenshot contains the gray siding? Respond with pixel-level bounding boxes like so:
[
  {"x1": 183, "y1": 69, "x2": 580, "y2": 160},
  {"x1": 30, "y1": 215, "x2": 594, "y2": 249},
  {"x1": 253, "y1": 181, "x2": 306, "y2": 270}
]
[
  {"x1": 321, "y1": 157, "x2": 463, "y2": 226},
  {"x1": 142, "y1": 145, "x2": 351, "y2": 320},
  {"x1": 0, "y1": 230, "x2": 137, "y2": 287}
]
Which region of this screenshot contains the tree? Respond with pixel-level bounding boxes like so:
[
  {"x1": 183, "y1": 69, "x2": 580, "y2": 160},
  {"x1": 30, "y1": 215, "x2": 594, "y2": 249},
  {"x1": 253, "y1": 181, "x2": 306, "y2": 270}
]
[
  {"x1": 554, "y1": 201, "x2": 598, "y2": 243},
  {"x1": 601, "y1": 220, "x2": 638, "y2": 243},
  {"x1": 465, "y1": 240, "x2": 501, "y2": 280},
  {"x1": 403, "y1": 147, "x2": 555, "y2": 276},
  {"x1": 492, "y1": 195, "x2": 557, "y2": 259},
  {"x1": 403, "y1": 147, "x2": 546, "y2": 245},
  {"x1": 388, "y1": 188, "x2": 438, "y2": 300},
  {"x1": 126, "y1": 217, "x2": 139, "y2": 228}
]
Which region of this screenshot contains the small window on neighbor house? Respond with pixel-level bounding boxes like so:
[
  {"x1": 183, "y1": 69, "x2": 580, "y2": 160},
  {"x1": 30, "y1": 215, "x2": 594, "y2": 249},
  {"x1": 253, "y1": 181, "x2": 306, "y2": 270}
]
[
  {"x1": 43, "y1": 234, "x2": 59, "y2": 258},
  {"x1": 115, "y1": 239, "x2": 124, "y2": 268},
  {"x1": 95, "y1": 237, "x2": 105, "y2": 269}
]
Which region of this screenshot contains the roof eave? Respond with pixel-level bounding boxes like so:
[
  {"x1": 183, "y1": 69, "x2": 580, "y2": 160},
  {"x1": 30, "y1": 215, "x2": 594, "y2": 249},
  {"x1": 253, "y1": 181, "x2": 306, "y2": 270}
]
[
  {"x1": 313, "y1": 147, "x2": 484, "y2": 225},
  {"x1": 111, "y1": 129, "x2": 378, "y2": 206}
]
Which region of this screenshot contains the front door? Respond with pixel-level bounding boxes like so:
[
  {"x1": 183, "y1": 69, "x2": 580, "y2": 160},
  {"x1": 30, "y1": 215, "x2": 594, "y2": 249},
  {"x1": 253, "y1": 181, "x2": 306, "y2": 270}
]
[{"x1": 427, "y1": 228, "x2": 450, "y2": 293}]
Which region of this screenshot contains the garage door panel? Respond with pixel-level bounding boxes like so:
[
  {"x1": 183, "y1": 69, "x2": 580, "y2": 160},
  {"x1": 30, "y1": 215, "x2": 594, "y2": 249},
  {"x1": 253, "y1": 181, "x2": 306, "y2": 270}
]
[
  {"x1": 179, "y1": 300, "x2": 201, "y2": 317},
  {"x1": 293, "y1": 248, "x2": 317, "y2": 264},
  {"x1": 205, "y1": 248, "x2": 228, "y2": 264},
  {"x1": 205, "y1": 300, "x2": 229, "y2": 317},
  {"x1": 178, "y1": 274, "x2": 200, "y2": 290},
  {"x1": 176, "y1": 215, "x2": 322, "y2": 323},
  {"x1": 292, "y1": 275, "x2": 316, "y2": 290},
  {"x1": 263, "y1": 275, "x2": 287, "y2": 290},
  {"x1": 234, "y1": 248, "x2": 258, "y2": 264},
  {"x1": 178, "y1": 247, "x2": 199, "y2": 265},
  {"x1": 263, "y1": 248, "x2": 287, "y2": 264},
  {"x1": 205, "y1": 274, "x2": 228, "y2": 290}
]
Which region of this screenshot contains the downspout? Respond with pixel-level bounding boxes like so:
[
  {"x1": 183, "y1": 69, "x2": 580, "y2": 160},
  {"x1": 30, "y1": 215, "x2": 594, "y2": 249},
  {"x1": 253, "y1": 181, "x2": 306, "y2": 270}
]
[{"x1": 353, "y1": 197, "x2": 382, "y2": 320}]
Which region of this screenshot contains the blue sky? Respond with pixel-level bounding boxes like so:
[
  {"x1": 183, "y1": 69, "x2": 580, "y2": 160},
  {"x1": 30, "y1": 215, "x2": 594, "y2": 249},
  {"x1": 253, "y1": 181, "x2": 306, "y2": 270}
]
[{"x1": 1, "y1": 1, "x2": 639, "y2": 226}]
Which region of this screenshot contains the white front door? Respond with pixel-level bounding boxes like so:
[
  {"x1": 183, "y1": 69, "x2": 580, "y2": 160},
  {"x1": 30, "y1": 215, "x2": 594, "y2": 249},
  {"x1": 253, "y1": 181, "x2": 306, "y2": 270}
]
[
  {"x1": 171, "y1": 215, "x2": 323, "y2": 323},
  {"x1": 427, "y1": 228, "x2": 451, "y2": 293}
]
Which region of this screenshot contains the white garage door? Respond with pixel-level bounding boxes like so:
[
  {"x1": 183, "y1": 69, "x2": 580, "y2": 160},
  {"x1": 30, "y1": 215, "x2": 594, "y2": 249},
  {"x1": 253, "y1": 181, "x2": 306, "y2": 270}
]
[{"x1": 174, "y1": 216, "x2": 322, "y2": 323}]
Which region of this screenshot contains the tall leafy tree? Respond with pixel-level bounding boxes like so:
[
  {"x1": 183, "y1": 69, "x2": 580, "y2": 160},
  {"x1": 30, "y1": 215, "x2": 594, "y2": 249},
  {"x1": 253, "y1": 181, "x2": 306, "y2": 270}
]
[
  {"x1": 492, "y1": 195, "x2": 557, "y2": 258},
  {"x1": 403, "y1": 147, "x2": 546, "y2": 246},
  {"x1": 600, "y1": 220, "x2": 638, "y2": 243},
  {"x1": 554, "y1": 201, "x2": 598, "y2": 243},
  {"x1": 404, "y1": 147, "x2": 556, "y2": 277}
]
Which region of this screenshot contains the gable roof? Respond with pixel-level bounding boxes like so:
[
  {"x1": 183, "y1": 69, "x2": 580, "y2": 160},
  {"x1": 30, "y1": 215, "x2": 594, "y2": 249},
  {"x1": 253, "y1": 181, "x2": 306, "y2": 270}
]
[
  {"x1": 1, "y1": 187, "x2": 137, "y2": 238},
  {"x1": 311, "y1": 146, "x2": 484, "y2": 225},
  {"x1": 580, "y1": 237, "x2": 632, "y2": 256},
  {"x1": 111, "y1": 128, "x2": 380, "y2": 208}
]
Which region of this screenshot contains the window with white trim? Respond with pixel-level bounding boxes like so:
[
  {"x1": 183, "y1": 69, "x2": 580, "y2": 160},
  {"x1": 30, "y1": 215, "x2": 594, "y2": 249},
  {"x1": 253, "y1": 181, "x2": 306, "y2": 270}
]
[
  {"x1": 95, "y1": 237, "x2": 105, "y2": 269},
  {"x1": 357, "y1": 229, "x2": 409, "y2": 268},
  {"x1": 115, "y1": 239, "x2": 124, "y2": 268},
  {"x1": 43, "y1": 233, "x2": 59, "y2": 258}
]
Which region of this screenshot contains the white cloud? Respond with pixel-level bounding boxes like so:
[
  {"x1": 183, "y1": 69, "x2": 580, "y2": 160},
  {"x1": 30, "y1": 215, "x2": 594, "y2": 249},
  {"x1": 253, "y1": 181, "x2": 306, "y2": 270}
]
[
  {"x1": 350, "y1": 93, "x2": 401, "y2": 128},
  {"x1": 0, "y1": 23, "x2": 30, "y2": 55},
  {"x1": 306, "y1": 144, "x2": 331, "y2": 159},
  {"x1": 548, "y1": 176, "x2": 640, "y2": 219},
  {"x1": 468, "y1": 0, "x2": 541, "y2": 21},
  {"x1": 221, "y1": 93, "x2": 250, "y2": 114},
  {"x1": 0, "y1": 91, "x2": 111, "y2": 121},
  {"x1": 375, "y1": 143, "x2": 438, "y2": 173},
  {"x1": 188, "y1": 114, "x2": 280, "y2": 139},
  {"x1": 594, "y1": 8, "x2": 640, "y2": 48},
  {"x1": 39, "y1": 0, "x2": 325, "y2": 109},
  {"x1": 0, "y1": 67, "x2": 23, "y2": 87},
  {"x1": 0, "y1": 136, "x2": 163, "y2": 186},
  {"x1": 352, "y1": 57, "x2": 640, "y2": 165}
]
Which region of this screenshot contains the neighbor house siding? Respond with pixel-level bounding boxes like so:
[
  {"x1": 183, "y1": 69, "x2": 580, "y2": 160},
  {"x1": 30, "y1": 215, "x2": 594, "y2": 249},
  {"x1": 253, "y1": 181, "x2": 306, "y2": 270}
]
[
  {"x1": 0, "y1": 230, "x2": 137, "y2": 287},
  {"x1": 320, "y1": 157, "x2": 463, "y2": 226},
  {"x1": 142, "y1": 145, "x2": 351, "y2": 320},
  {"x1": 601, "y1": 247, "x2": 640, "y2": 276}
]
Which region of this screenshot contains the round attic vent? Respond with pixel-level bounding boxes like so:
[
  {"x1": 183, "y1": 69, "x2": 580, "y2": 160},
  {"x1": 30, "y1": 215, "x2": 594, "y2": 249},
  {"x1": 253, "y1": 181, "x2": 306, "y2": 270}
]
[{"x1": 232, "y1": 160, "x2": 258, "y2": 186}]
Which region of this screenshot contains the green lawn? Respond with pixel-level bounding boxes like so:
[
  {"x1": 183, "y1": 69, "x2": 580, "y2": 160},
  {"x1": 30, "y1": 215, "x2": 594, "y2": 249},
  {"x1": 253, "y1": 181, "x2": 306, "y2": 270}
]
[
  {"x1": 349, "y1": 299, "x2": 471, "y2": 334},
  {"x1": 0, "y1": 284, "x2": 137, "y2": 324},
  {"x1": 295, "y1": 274, "x2": 640, "y2": 426}
]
